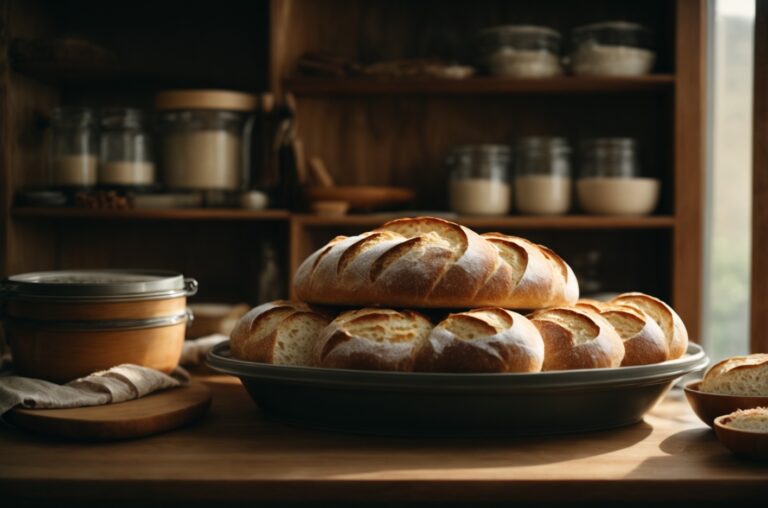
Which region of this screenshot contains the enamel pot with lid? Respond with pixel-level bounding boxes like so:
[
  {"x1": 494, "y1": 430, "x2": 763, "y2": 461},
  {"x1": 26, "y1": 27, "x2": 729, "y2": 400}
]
[{"x1": 0, "y1": 270, "x2": 197, "y2": 383}]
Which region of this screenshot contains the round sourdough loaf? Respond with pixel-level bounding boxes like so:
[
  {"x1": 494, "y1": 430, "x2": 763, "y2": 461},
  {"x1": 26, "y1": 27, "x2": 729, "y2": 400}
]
[
  {"x1": 611, "y1": 292, "x2": 688, "y2": 359},
  {"x1": 700, "y1": 354, "x2": 768, "y2": 396},
  {"x1": 230, "y1": 300, "x2": 331, "y2": 366},
  {"x1": 414, "y1": 307, "x2": 544, "y2": 373},
  {"x1": 313, "y1": 308, "x2": 433, "y2": 371},
  {"x1": 294, "y1": 216, "x2": 579, "y2": 309},
  {"x1": 529, "y1": 307, "x2": 625, "y2": 370}
]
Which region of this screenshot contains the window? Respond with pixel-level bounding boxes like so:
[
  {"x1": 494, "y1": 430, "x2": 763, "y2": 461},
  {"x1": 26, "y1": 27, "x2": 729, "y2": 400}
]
[{"x1": 704, "y1": 0, "x2": 755, "y2": 360}]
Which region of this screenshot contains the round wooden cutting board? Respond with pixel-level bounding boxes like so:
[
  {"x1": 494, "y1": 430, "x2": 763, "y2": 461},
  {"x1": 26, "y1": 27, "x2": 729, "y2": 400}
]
[{"x1": 7, "y1": 381, "x2": 212, "y2": 441}]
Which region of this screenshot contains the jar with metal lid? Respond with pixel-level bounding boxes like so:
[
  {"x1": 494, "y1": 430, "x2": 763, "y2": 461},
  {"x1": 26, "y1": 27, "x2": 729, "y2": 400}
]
[
  {"x1": 0, "y1": 270, "x2": 198, "y2": 383},
  {"x1": 156, "y1": 90, "x2": 257, "y2": 197},
  {"x1": 447, "y1": 145, "x2": 511, "y2": 215},
  {"x1": 570, "y1": 22, "x2": 655, "y2": 76},
  {"x1": 475, "y1": 25, "x2": 563, "y2": 78},
  {"x1": 577, "y1": 138, "x2": 660, "y2": 215},
  {"x1": 99, "y1": 108, "x2": 155, "y2": 189},
  {"x1": 514, "y1": 137, "x2": 572, "y2": 215},
  {"x1": 48, "y1": 106, "x2": 99, "y2": 188}
]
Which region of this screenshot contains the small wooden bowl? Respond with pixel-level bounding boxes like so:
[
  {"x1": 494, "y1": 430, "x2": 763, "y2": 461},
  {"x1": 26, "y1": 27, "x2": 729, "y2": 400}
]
[
  {"x1": 714, "y1": 413, "x2": 768, "y2": 460},
  {"x1": 684, "y1": 380, "x2": 768, "y2": 427},
  {"x1": 310, "y1": 200, "x2": 350, "y2": 216},
  {"x1": 304, "y1": 186, "x2": 415, "y2": 212}
]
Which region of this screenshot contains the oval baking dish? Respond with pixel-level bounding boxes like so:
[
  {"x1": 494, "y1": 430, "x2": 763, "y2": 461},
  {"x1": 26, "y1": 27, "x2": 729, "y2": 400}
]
[
  {"x1": 208, "y1": 342, "x2": 708, "y2": 436},
  {"x1": 1, "y1": 270, "x2": 197, "y2": 382}
]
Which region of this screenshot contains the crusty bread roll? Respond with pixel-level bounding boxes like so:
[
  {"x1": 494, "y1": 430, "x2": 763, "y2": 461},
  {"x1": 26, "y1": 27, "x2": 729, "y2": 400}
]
[
  {"x1": 611, "y1": 292, "x2": 688, "y2": 359},
  {"x1": 230, "y1": 300, "x2": 331, "y2": 366},
  {"x1": 700, "y1": 354, "x2": 768, "y2": 396},
  {"x1": 598, "y1": 305, "x2": 668, "y2": 366},
  {"x1": 314, "y1": 308, "x2": 432, "y2": 371},
  {"x1": 294, "y1": 216, "x2": 578, "y2": 309},
  {"x1": 529, "y1": 307, "x2": 625, "y2": 370},
  {"x1": 414, "y1": 308, "x2": 544, "y2": 373}
]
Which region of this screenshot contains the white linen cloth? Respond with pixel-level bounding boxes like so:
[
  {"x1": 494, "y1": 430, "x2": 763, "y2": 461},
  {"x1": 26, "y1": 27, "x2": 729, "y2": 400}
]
[{"x1": 0, "y1": 364, "x2": 188, "y2": 415}]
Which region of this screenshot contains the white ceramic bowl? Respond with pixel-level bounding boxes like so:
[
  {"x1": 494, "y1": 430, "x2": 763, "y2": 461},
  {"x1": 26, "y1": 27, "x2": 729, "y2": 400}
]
[{"x1": 577, "y1": 177, "x2": 660, "y2": 215}]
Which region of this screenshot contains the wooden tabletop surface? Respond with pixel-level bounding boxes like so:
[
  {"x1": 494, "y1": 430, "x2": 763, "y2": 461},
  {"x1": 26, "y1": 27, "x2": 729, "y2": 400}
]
[{"x1": 1, "y1": 375, "x2": 767, "y2": 505}]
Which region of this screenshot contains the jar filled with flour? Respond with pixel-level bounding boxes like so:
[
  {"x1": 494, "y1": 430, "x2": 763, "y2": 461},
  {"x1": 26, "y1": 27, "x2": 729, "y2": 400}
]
[
  {"x1": 156, "y1": 90, "x2": 257, "y2": 195},
  {"x1": 99, "y1": 108, "x2": 155, "y2": 189},
  {"x1": 475, "y1": 25, "x2": 563, "y2": 78},
  {"x1": 49, "y1": 107, "x2": 99, "y2": 188},
  {"x1": 570, "y1": 22, "x2": 655, "y2": 76},
  {"x1": 514, "y1": 137, "x2": 572, "y2": 215},
  {"x1": 447, "y1": 145, "x2": 511, "y2": 216}
]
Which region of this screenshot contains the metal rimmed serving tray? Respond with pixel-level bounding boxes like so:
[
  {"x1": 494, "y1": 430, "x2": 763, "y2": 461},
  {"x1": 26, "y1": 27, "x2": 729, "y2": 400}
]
[{"x1": 208, "y1": 341, "x2": 708, "y2": 436}]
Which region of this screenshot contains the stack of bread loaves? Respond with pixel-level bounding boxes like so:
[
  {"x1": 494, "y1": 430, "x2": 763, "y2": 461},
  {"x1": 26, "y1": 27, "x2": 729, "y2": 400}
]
[{"x1": 231, "y1": 217, "x2": 689, "y2": 373}]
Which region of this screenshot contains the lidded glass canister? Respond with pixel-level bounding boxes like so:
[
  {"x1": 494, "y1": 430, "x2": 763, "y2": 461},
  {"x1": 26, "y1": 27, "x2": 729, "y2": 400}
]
[
  {"x1": 514, "y1": 137, "x2": 572, "y2": 215},
  {"x1": 49, "y1": 106, "x2": 98, "y2": 188},
  {"x1": 156, "y1": 90, "x2": 257, "y2": 192},
  {"x1": 99, "y1": 108, "x2": 155, "y2": 188},
  {"x1": 447, "y1": 144, "x2": 512, "y2": 215}
]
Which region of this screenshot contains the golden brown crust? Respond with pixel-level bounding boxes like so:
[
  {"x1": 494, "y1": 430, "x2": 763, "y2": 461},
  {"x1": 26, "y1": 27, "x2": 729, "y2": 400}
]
[
  {"x1": 414, "y1": 308, "x2": 544, "y2": 373},
  {"x1": 294, "y1": 217, "x2": 579, "y2": 309},
  {"x1": 599, "y1": 306, "x2": 668, "y2": 366},
  {"x1": 313, "y1": 308, "x2": 433, "y2": 371},
  {"x1": 529, "y1": 307, "x2": 625, "y2": 371},
  {"x1": 610, "y1": 292, "x2": 688, "y2": 359},
  {"x1": 230, "y1": 301, "x2": 331, "y2": 365}
]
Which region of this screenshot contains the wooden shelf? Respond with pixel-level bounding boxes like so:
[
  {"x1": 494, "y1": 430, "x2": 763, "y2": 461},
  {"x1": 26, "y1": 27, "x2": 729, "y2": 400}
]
[
  {"x1": 283, "y1": 75, "x2": 676, "y2": 96},
  {"x1": 293, "y1": 214, "x2": 676, "y2": 229},
  {"x1": 12, "y1": 208, "x2": 676, "y2": 229},
  {"x1": 11, "y1": 207, "x2": 291, "y2": 221}
]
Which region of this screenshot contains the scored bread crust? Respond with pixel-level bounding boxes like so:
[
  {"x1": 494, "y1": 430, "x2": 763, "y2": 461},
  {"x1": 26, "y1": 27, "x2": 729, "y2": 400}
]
[
  {"x1": 294, "y1": 216, "x2": 579, "y2": 309},
  {"x1": 230, "y1": 300, "x2": 331, "y2": 365},
  {"x1": 529, "y1": 307, "x2": 625, "y2": 371},
  {"x1": 700, "y1": 354, "x2": 768, "y2": 396},
  {"x1": 414, "y1": 308, "x2": 544, "y2": 373},
  {"x1": 599, "y1": 305, "x2": 668, "y2": 366},
  {"x1": 313, "y1": 308, "x2": 433, "y2": 371},
  {"x1": 611, "y1": 292, "x2": 688, "y2": 359}
]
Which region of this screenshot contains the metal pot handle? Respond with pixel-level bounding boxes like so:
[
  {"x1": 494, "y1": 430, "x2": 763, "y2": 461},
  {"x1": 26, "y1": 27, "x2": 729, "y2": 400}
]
[{"x1": 184, "y1": 278, "x2": 198, "y2": 297}]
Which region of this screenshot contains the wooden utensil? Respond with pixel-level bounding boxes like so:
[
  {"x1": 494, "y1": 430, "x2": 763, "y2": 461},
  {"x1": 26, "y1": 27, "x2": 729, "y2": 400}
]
[
  {"x1": 309, "y1": 157, "x2": 335, "y2": 187},
  {"x1": 714, "y1": 413, "x2": 768, "y2": 460},
  {"x1": 7, "y1": 381, "x2": 212, "y2": 441}
]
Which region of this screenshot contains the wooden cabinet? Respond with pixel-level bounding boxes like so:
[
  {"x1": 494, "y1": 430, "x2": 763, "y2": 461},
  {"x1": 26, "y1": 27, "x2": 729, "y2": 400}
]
[{"x1": 0, "y1": 0, "x2": 706, "y2": 338}]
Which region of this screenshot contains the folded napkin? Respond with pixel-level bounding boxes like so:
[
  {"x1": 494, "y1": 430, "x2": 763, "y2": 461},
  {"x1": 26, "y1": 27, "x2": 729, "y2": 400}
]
[
  {"x1": 0, "y1": 364, "x2": 188, "y2": 415},
  {"x1": 180, "y1": 333, "x2": 228, "y2": 366}
]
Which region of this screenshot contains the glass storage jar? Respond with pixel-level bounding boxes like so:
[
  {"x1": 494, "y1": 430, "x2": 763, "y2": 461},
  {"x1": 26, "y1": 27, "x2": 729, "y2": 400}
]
[
  {"x1": 99, "y1": 108, "x2": 155, "y2": 188},
  {"x1": 570, "y1": 22, "x2": 655, "y2": 76},
  {"x1": 514, "y1": 137, "x2": 572, "y2": 215},
  {"x1": 49, "y1": 106, "x2": 98, "y2": 188},
  {"x1": 447, "y1": 145, "x2": 511, "y2": 215},
  {"x1": 156, "y1": 90, "x2": 257, "y2": 193},
  {"x1": 475, "y1": 25, "x2": 563, "y2": 78},
  {"x1": 577, "y1": 138, "x2": 660, "y2": 215}
]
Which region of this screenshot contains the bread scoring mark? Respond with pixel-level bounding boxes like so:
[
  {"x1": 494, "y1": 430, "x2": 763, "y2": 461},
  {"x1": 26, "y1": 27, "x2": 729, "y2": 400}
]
[
  {"x1": 319, "y1": 329, "x2": 353, "y2": 361},
  {"x1": 248, "y1": 306, "x2": 295, "y2": 336},
  {"x1": 336, "y1": 231, "x2": 395, "y2": 275},
  {"x1": 483, "y1": 236, "x2": 528, "y2": 290},
  {"x1": 533, "y1": 308, "x2": 599, "y2": 345},
  {"x1": 537, "y1": 243, "x2": 569, "y2": 282},
  {"x1": 442, "y1": 313, "x2": 500, "y2": 340},
  {"x1": 369, "y1": 236, "x2": 425, "y2": 283},
  {"x1": 600, "y1": 309, "x2": 644, "y2": 338},
  {"x1": 310, "y1": 238, "x2": 346, "y2": 275}
]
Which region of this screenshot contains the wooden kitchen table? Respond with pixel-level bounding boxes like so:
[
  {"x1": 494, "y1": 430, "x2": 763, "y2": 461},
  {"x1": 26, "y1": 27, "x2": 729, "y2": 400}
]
[{"x1": 1, "y1": 375, "x2": 766, "y2": 507}]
